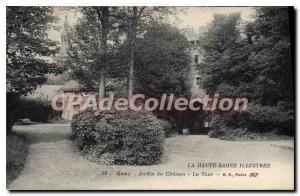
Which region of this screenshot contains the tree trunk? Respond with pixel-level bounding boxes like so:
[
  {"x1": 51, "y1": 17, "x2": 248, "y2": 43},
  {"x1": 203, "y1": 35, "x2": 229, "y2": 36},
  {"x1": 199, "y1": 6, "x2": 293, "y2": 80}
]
[
  {"x1": 99, "y1": 71, "x2": 105, "y2": 99},
  {"x1": 128, "y1": 7, "x2": 137, "y2": 99},
  {"x1": 128, "y1": 38, "x2": 135, "y2": 98},
  {"x1": 95, "y1": 7, "x2": 109, "y2": 99}
]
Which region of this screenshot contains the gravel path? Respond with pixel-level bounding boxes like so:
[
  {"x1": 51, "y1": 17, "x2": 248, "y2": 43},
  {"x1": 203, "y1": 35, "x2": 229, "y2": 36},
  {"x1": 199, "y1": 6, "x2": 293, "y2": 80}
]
[{"x1": 8, "y1": 124, "x2": 294, "y2": 190}]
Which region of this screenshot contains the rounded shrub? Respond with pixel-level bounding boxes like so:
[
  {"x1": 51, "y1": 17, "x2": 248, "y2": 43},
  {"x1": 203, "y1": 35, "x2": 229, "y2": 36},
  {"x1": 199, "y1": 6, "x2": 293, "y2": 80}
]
[
  {"x1": 71, "y1": 110, "x2": 165, "y2": 165},
  {"x1": 71, "y1": 111, "x2": 100, "y2": 152},
  {"x1": 157, "y1": 118, "x2": 174, "y2": 137}
]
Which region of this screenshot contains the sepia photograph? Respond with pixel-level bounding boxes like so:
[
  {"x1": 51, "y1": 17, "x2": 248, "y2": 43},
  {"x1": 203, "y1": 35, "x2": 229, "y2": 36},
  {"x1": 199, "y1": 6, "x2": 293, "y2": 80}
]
[{"x1": 6, "y1": 5, "x2": 295, "y2": 190}]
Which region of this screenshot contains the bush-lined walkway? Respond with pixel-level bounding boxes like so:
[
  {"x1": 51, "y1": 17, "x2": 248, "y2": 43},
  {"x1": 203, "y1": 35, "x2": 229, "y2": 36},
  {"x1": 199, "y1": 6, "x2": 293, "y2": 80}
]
[{"x1": 8, "y1": 124, "x2": 294, "y2": 190}]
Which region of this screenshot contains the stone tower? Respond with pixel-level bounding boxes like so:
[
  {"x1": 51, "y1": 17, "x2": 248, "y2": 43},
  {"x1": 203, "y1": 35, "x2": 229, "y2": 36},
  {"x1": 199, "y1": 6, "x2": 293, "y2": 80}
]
[
  {"x1": 180, "y1": 26, "x2": 207, "y2": 97},
  {"x1": 52, "y1": 16, "x2": 70, "y2": 66}
]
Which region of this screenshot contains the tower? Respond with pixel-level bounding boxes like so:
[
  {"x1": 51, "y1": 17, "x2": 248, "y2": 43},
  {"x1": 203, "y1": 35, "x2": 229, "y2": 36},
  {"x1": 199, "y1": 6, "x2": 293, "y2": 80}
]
[
  {"x1": 60, "y1": 16, "x2": 69, "y2": 58},
  {"x1": 180, "y1": 26, "x2": 206, "y2": 97},
  {"x1": 52, "y1": 16, "x2": 70, "y2": 66}
]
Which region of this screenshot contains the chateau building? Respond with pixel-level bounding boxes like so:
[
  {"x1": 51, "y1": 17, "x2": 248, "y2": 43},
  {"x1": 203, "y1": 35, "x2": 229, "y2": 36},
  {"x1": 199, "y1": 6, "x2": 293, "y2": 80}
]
[
  {"x1": 180, "y1": 26, "x2": 212, "y2": 128},
  {"x1": 52, "y1": 16, "x2": 70, "y2": 66},
  {"x1": 179, "y1": 26, "x2": 207, "y2": 97}
]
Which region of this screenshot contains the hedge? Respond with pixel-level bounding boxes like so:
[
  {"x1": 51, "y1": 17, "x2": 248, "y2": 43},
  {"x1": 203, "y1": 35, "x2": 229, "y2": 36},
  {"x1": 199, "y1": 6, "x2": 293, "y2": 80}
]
[
  {"x1": 16, "y1": 97, "x2": 54, "y2": 122},
  {"x1": 208, "y1": 103, "x2": 295, "y2": 139},
  {"x1": 71, "y1": 110, "x2": 165, "y2": 165}
]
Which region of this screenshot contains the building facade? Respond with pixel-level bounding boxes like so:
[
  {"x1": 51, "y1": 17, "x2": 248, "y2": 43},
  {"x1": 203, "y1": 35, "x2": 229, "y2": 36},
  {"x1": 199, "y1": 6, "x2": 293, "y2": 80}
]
[
  {"x1": 180, "y1": 26, "x2": 212, "y2": 128},
  {"x1": 51, "y1": 16, "x2": 70, "y2": 66},
  {"x1": 180, "y1": 26, "x2": 207, "y2": 97}
]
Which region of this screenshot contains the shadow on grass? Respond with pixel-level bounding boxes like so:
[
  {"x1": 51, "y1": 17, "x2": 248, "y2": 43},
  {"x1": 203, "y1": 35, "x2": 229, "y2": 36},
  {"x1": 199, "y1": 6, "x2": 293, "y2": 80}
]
[{"x1": 21, "y1": 131, "x2": 71, "y2": 144}]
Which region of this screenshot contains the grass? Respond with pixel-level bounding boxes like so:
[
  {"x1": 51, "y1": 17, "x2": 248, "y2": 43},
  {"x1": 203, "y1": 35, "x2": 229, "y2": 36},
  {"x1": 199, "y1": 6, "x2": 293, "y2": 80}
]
[
  {"x1": 6, "y1": 132, "x2": 30, "y2": 185},
  {"x1": 48, "y1": 118, "x2": 72, "y2": 124},
  {"x1": 208, "y1": 128, "x2": 293, "y2": 141}
]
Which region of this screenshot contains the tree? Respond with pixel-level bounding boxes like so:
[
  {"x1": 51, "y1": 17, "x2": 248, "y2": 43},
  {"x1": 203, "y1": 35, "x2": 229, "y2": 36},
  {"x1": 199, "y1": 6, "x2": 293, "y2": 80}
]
[
  {"x1": 199, "y1": 8, "x2": 293, "y2": 105},
  {"x1": 124, "y1": 7, "x2": 138, "y2": 98},
  {"x1": 6, "y1": 7, "x2": 59, "y2": 131},
  {"x1": 198, "y1": 13, "x2": 251, "y2": 95},
  {"x1": 66, "y1": 7, "x2": 177, "y2": 97},
  {"x1": 65, "y1": 7, "x2": 125, "y2": 92},
  {"x1": 247, "y1": 7, "x2": 293, "y2": 106},
  {"x1": 118, "y1": 7, "x2": 176, "y2": 98},
  {"x1": 134, "y1": 23, "x2": 190, "y2": 96},
  {"x1": 199, "y1": 8, "x2": 294, "y2": 133},
  {"x1": 93, "y1": 7, "x2": 109, "y2": 99}
]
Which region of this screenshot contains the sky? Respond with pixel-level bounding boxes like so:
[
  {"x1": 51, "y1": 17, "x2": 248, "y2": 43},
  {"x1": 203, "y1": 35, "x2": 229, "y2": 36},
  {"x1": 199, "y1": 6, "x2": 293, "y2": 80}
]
[
  {"x1": 48, "y1": 7, "x2": 256, "y2": 42},
  {"x1": 172, "y1": 7, "x2": 255, "y2": 28}
]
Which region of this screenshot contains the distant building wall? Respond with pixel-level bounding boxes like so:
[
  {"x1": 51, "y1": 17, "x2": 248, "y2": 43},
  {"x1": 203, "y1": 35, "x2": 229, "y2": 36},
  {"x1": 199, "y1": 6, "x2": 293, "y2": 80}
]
[
  {"x1": 28, "y1": 85, "x2": 63, "y2": 101},
  {"x1": 180, "y1": 26, "x2": 207, "y2": 97},
  {"x1": 51, "y1": 16, "x2": 70, "y2": 66}
]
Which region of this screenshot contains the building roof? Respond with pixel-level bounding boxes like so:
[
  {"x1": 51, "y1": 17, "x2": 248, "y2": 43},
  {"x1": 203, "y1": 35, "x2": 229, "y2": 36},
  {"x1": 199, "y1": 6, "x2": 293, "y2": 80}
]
[
  {"x1": 28, "y1": 85, "x2": 63, "y2": 101},
  {"x1": 60, "y1": 80, "x2": 82, "y2": 92}
]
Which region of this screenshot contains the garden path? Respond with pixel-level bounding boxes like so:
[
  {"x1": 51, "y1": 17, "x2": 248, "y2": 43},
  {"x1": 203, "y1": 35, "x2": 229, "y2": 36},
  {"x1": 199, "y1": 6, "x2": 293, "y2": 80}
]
[{"x1": 8, "y1": 124, "x2": 294, "y2": 190}]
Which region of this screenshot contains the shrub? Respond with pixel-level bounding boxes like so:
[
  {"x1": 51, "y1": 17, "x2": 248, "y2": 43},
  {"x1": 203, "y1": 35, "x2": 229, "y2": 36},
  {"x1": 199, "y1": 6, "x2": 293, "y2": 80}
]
[
  {"x1": 208, "y1": 127, "x2": 292, "y2": 141},
  {"x1": 16, "y1": 97, "x2": 54, "y2": 122},
  {"x1": 208, "y1": 102, "x2": 295, "y2": 140},
  {"x1": 71, "y1": 110, "x2": 165, "y2": 165},
  {"x1": 210, "y1": 103, "x2": 294, "y2": 136},
  {"x1": 247, "y1": 104, "x2": 294, "y2": 133},
  {"x1": 7, "y1": 93, "x2": 20, "y2": 132},
  {"x1": 208, "y1": 127, "x2": 248, "y2": 140},
  {"x1": 157, "y1": 118, "x2": 174, "y2": 137},
  {"x1": 71, "y1": 111, "x2": 100, "y2": 152}
]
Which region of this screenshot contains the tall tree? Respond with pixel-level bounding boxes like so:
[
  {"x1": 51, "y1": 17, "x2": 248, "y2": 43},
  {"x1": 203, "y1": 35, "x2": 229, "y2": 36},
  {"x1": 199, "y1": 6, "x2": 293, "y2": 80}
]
[
  {"x1": 65, "y1": 7, "x2": 124, "y2": 96},
  {"x1": 198, "y1": 13, "x2": 248, "y2": 95},
  {"x1": 199, "y1": 8, "x2": 293, "y2": 106},
  {"x1": 126, "y1": 7, "x2": 138, "y2": 98},
  {"x1": 247, "y1": 7, "x2": 293, "y2": 106},
  {"x1": 134, "y1": 23, "x2": 190, "y2": 95},
  {"x1": 94, "y1": 7, "x2": 110, "y2": 99},
  {"x1": 7, "y1": 6, "x2": 58, "y2": 95},
  {"x1": 6, "y1": 6, "x2": 59, "y2": 130},
  {"x1": 119, "y1": 7, "x2": 176, "y2": 97},
  {"x1": 199, "y1": 8, "x2": 294, "y2": 133},
  {"x1": 66, "y1": 7, "x2": 177, "y2": 97}
]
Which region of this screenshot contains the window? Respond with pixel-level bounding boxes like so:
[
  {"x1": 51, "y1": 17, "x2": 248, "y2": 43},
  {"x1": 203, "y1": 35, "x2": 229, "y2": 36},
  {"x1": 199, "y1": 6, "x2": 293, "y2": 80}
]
[
  {"x1": 194, "y1": 55, "x2": 199, "y2": 64},
  {"x1": 204, "y1": 115, "x2": 213, "y2": 127},
  {"x1": 196, "y1": 76, "x2": 202, "y2": 86},
  {"x1": 204, "y1": 121, "x2": 212, "y2": 127}
]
